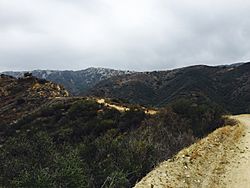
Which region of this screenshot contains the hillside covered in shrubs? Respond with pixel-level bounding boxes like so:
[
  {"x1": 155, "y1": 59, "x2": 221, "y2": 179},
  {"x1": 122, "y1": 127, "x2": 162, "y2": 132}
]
[
  {"x1": 89, "y1": 63, "x2": 250, "y2": 114},
  {"x1": 0, "y1": 75, "x2": 228, "y2": 187}
]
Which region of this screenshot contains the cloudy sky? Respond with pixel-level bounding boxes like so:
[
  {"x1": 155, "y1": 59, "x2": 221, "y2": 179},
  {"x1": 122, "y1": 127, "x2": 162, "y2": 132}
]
[{"x1": 1, "y1": 0, "x2": 250, "y2": 71}]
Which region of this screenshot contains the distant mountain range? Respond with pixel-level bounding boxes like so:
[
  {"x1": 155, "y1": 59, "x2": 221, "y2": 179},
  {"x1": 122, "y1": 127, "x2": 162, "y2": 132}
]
[
  {"x1": 3, "y1": 62, "x2": 250, "y2": 113},
  {"x1": 3, "y1": 68, "x2": 133, "y2": 95}
]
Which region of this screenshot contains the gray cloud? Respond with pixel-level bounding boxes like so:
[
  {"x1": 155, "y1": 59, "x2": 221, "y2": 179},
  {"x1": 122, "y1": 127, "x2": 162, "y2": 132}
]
[{"x1": 1, "y1": 0, "x2": 250, "y2": 71}]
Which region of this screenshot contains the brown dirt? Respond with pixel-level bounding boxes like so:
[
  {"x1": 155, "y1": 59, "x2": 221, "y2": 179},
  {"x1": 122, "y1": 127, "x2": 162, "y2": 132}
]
[
  {"x1": 221, "y1": 115, "x2": 250, "y2": 188},
  {"x1": 134, "y1": 115, "x2": 250, "y2": 188},
  {"x1": 96, "y1": 98, "x2": 158, "y2": 114}
]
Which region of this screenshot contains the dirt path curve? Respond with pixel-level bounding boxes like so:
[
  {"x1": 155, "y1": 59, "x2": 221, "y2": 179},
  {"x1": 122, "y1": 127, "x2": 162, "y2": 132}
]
[
  {"x1": 96, "y1": 98, "x2": 158, "y2": 115},
  {"x1": 221, "y1": 115, "x2": 250, "y2": 188},
  {"x1": 134, "y1": 115, "x2": 250, "y2": 188}
]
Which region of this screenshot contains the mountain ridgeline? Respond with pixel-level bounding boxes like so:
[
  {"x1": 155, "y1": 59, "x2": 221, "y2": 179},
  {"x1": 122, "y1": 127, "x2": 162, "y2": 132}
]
[
  {"x1": 89, "y1": 63, "x2": 250, "y2": 114},
  {"x1": 4, "y1": 63, "x2": 250, "y2": 114},
  {"x1": 4, "y1": 68, "x2": 133, "y2": 95}
]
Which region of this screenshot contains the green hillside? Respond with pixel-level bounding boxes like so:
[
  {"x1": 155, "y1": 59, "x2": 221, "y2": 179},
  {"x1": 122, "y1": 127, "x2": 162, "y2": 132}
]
[{"x1": 0, "y1": 75, "x2": 227, "y2": 187}]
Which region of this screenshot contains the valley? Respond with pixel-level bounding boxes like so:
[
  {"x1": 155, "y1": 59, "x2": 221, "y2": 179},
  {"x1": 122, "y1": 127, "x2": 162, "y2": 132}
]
[{"x1": 1, "y1": 62, "x2": 250, "y2": 187}]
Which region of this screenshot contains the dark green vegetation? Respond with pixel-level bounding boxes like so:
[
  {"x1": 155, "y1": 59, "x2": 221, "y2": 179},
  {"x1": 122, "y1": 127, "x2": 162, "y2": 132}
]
[
  {"x1": 89, "y1": 63, "x2": 250, "y2": 114},
  {"x1": 0, "y1": 99, "x2": 225, "y2": 187},
  {"x1": 0, "y1": 75, "x2": 227, "y2": 187}
]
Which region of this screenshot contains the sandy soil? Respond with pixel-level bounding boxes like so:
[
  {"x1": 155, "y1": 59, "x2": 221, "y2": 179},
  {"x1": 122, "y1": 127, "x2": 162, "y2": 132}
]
[
  {"x1": 134, "y1": 115, "x2": 250, "y2": 188},
  {"x1": 221, "y1": 115, "x2": 250, "y2": 188}
]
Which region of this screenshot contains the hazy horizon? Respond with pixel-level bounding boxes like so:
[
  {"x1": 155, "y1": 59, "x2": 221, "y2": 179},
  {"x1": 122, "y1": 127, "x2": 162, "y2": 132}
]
[{"x1": 2, "y1": 61, "x2": 248, "y2": 73}]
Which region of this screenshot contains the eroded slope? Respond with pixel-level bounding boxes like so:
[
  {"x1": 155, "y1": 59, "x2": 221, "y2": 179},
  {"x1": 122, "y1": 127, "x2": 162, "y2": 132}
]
[{"x1": 135, "y1": 115, "x2": 249, "y2": 188}]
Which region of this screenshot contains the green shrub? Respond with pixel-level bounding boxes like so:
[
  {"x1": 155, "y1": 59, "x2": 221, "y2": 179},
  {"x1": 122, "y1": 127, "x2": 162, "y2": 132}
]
[{"x1": 1, "y1": 98, "x2": 226, "y2": 187}]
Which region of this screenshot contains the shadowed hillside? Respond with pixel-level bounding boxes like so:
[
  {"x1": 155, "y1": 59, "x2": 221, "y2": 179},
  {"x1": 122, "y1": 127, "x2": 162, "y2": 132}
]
[{"x1": 88, "y1": 63, "x2": 250, "y2": 114}]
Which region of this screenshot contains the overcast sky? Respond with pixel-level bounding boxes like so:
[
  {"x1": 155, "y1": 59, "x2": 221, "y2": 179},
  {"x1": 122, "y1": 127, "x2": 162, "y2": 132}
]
[{"x1": 1, "y1": 0, "x2": 250, "y2": 71}]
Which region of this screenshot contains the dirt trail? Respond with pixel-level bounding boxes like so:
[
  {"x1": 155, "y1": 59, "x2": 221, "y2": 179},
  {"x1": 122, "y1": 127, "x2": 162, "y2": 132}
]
[
  {"x1": 96, "y1": 98, "x2": 158, "y2": 115},
  {"x1": 134, "y1": 115, "x2": 250, "y2": 188},
  {"x1": 97, "y1": 99, "x2": 130, "y2": 112},
  {"x1": 221, "y1": 115, "x2": 250, "y2": 188}
]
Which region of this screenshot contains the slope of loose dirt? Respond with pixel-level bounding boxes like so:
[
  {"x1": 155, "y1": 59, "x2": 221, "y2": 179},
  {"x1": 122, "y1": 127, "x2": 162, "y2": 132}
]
[{"x1": 134, "y1": 115, "x2": 250, "y2": 188}]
